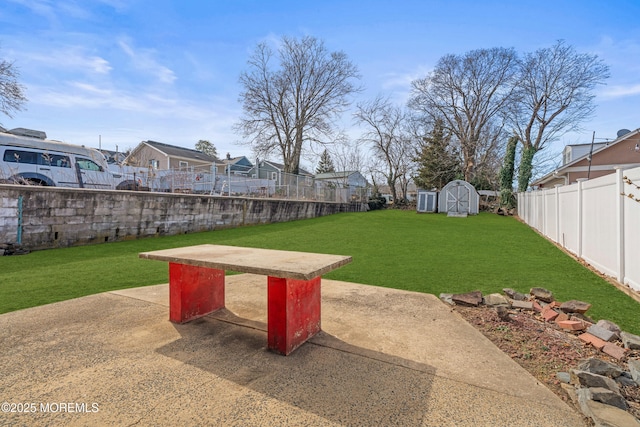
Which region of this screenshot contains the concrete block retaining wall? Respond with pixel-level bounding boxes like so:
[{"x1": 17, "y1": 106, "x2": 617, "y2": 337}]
[{"x1": 0, "y1": 185, "x2": 360, "y2": 251}]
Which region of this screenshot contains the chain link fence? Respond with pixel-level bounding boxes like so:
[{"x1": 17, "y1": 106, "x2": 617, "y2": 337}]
[{"x1": 109, "y1": 164, "x2": 370, "y2": 204}]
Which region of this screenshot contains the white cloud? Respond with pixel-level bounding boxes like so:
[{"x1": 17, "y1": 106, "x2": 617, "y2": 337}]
[
  {"x1": 7, "y1": 0, "x2": 58, "y2": 24},
  {"x1": 600, "y1": 84, "x2": 640, "y2": 100},
  {"x1": 118, "y1": 38, "x2": 177, "y2": 84},
  {"x1": 21, "y1": 47, "x2": 112, "y2": 75}
]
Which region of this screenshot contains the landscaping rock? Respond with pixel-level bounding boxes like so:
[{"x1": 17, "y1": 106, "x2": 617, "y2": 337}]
[
  {"x1": 451, "y1": 291, "x2": 482, "y2": 307},
  {"x1": 560, "y1": 300, "x2": 592, "y2": 314},
  {"x1": 502, "y1": 288, "x2": 527, "y2": 301},
  {"x1": 596, "y1": 319, "x2": 622, "y2": 336},
  {"x1": 587, "y1": 325, "x2": 618, "y2": 342},
  {"x1": 602, "y1": 343, "x2": 627, "y2": 361},
  {"x1": 570, "y1": 312, "x2": 595, "y2": 325},
  {"x1": 483, "y1": 293, "x2": 509, "y2": 307},
  {"x1": 554, "y1": 311, "x2": 569, "y2": 323},
  {"x1": 530, "y1": 287, "x2": 554, "y2": 302},
  {"x1": 510, "y1": 300, "x2": 534, "y2": 311},
  {"x1": 579, "y1": 333, "x2": 607, "y2": 350},
  {"x1": 557, "y1": 320, "x2": 586, "y2": 331},
  {"x1": 542, "y1": 306, "x2": 559, "y2": 322},
  {"x1": 615, "y1": 375, "x2": 637, "y2": 387},
  {"x1": 571, "y1": 370, "x2": 620, "y2": 394},
  {"x1": 532, "y1": 300, "x2": 543, "y2": 312},
  {"x1": 576, "y1": 388, "x2": 640, "y2": 427},
  {"x1": 577, "y1": 358, "x2": 624, "y2": 378},
  {"x1": 620, "y1": 331, "x2": 640, "y2": 350},
  {"x1": 495, "y1": 305, "x2": 511, "y2": 321},
  {"x1": 589, "y1": 387, "x2": 628, "y2": 410},
  {"x1": 561, "y1": 382, "x2": 578, "y2": 405},
  {"x1": 628, "y1": 358, "x2": 640, "y2": 385},
  {"x1": 556, "y1": 371, "x2": 571, "y2": 383},
  {"x1": 439, "y1": 293, "x2": 454, "y2": 305}
]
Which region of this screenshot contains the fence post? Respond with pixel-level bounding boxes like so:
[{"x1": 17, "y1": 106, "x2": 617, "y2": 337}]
[
  {"x1": 615, "y1": 167, "x2": 625, "y2": 283},
  {"x1": 542, "y1": 190, "x2": 549, "y2": 237},
  {"x1": 576, "y1": 178, "x2": 587, "y2": 258},
  {"x1": 554, "y1": 184, "x2": 562, "y2": 244}
]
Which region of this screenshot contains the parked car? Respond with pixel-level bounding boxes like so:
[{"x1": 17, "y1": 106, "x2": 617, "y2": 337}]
[{"x1": 0, "y1": 128, "x2": 119, "y2": 189}]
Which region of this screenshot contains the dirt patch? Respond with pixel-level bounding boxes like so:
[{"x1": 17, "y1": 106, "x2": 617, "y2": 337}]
[{"x1": 453, "y1": 304, "x2": 640, "y2": 419}]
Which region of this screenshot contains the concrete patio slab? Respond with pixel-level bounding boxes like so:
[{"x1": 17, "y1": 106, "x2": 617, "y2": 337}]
[{"x1": 0, "y1": 274, "x2": 586, "y2": 426}]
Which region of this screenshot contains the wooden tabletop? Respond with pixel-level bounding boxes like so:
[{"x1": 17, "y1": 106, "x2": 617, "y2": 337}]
[{"x1": 139, "y1": 244, "x2": 352, "y2": 281}]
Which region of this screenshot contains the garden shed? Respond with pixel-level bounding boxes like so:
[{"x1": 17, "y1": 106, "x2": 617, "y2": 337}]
[
  {"x1": 438, "y1": 180, "x2": 479, "y2": 215},
  {"x1": 416, "y1": 190, "x2": 438, "y2": 213}
]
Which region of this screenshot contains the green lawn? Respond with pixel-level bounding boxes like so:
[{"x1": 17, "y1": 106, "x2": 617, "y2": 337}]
[{"x1": 1, "y1": 210, "x2": 638, "y2": 334}]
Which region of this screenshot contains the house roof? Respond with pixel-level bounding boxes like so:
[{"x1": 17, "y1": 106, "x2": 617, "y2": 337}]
[
  {"x1": 532, "y1": 128, "x2": 640, "y2": 187},
  {"x1": 142, "y1": 140, "x2": 218, "y2": 162},
  {"x1": 260, "y1": 160, "x2": 314, "y2": 176},
  {"x1": 223, "y1": 156, "x2": 253, "y2": 167}
]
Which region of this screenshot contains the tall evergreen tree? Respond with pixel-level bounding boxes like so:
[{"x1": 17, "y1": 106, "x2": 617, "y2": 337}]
[
  {"x1": 316, "y1": 149, "x2": 336, "y2": 174},
  {"x1": 413, "y1": 120, "x2": 461, "y2": 190}
]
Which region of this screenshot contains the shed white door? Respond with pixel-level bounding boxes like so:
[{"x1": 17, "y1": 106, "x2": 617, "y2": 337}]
[
  {"x1": 446, "y1": 184, "x2": 470, "y2": 213},
  {"x1": 417, "y1": 192, "x2": 437, "y2": 212}
]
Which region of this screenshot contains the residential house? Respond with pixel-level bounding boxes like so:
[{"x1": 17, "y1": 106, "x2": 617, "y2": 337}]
[
  {"x1": 532, "y1": 128, "x2": 640, "y2": 188},
  {"x1": 246, "y1": 160, "x2": 314, "y2": 184},
  {"x1": 246, "y1": 160, "x2": 315, "y2": 198},
  {"x1": 314, "y1": 171, "x2": 370, "y2": 202},
  {"x1": 125, "y1": 140, "x2": 218, "y2": 172},
  {"x1": 216, "y1": 153, "x2": 254, "y2": 176}
]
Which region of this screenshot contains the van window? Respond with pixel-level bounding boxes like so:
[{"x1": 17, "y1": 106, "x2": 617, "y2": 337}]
[
  {"x1": 76, "y1": 158, "x2": 103, "y2": 171},
  {"x1": 3, "y1": 149, "x2": 71, "y2": 168},
  {"x1": 41, "y1": 153, "x2": 71, "y2": 168},
  {"x1": 4, "y1": 149, "x2": 38, "y2": 164}
]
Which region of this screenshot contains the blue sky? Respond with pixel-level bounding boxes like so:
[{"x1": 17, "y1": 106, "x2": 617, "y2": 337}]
[{"x1": 1, "y1": 0, "x2": 640, "y2": 168}]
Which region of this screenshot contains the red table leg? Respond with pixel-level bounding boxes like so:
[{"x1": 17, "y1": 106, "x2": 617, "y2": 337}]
[
  {"x1": 267, "y1": 276, "x2": 321, "y2": 355},
  {"x1": 169, "y1": 262, "x2": 225, "y2": 323}
]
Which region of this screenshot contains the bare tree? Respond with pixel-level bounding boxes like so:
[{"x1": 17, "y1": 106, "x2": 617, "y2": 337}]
[
  {"x1": 328, "y1": 138, "x2": 369, "y2": 174},
  {"x1": 355, "y1": 96, "x2": 413, "y2": 202},
  {"x1": 409, "y1": 47, "x2": 518, "y2": 182},
  {"x1": 236, "y1": 36, "x2": 361, "y2": 174},
  {"x1": 511, "y1": 41, "x2": 610, "y2": 191},
  {"x1": 0, "y1": 50, "x2": 27, "y2": 122}
]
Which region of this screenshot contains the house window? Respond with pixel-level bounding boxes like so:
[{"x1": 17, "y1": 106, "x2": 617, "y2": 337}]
[
  {"x1": 179, "y1": 161, "x2": 188, "y2": 170},
  {"x1": 271, "y1": 172, "x2": 277, "y2": 180},
  {"x1": 252, "y1": 174, "x2": 257, "y2": 178},
  {"x1": 149, "y1": 159, "x2": 159, "y2": 169}
]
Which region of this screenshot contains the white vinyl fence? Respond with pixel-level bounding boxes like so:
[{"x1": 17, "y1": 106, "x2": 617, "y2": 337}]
[{"x1": 518, "y1": 166, "x2": 640, "y2": 292}]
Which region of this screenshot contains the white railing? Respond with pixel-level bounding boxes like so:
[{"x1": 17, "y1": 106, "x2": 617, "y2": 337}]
[{"x1": 518, "y1": 166, "x2": 640, "y2": 292}]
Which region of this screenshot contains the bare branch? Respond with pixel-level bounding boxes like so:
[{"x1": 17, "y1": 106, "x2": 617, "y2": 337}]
[
  {"x1": 355, "y1": 96, "x2": 413, "y2": 201},
  {"x1": 409, "y1": 47, "x2": 517, "y2": 181},
  {"x1": 0, "y1": 51, "x2": 27, "y2": 122}
]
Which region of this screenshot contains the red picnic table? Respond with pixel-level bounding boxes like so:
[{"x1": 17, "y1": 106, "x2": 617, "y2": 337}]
[{"x1": 139, "y1": 244, "x2": 352, "y2": 355}]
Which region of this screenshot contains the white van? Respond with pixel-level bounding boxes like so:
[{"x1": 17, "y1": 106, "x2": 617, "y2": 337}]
[{"x1": 0, "y1": 128, "x2": 116, "y2": 189}]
